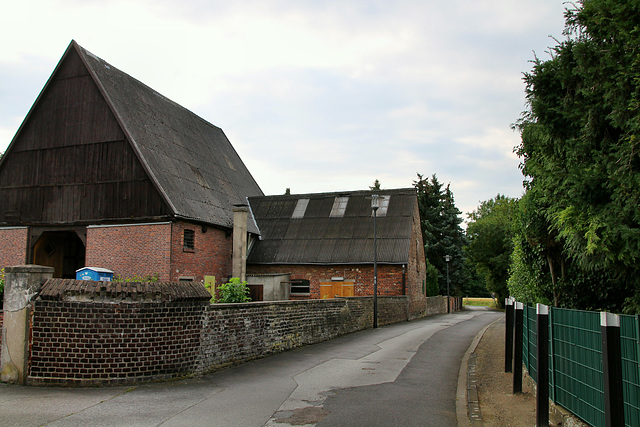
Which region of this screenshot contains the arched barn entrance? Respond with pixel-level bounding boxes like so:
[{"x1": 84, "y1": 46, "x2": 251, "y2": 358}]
[{"x1": 31, "y1": 229, "x2": 86, "y2": 278}]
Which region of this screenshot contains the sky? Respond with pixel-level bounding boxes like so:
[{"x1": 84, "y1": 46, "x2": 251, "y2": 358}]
[{"x1": 0, "y1": 0, "x2": 568, "y2": 220}]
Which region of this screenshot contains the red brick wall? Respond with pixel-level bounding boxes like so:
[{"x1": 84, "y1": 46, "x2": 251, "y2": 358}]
[
  {"x1": 0, "y1": 227, "x2": 28, "y2": 269},
  {"x1": 86, "y1": 223, "x2": 172, "y2": 280},
  {"x1": 247, "y1": 264, "x2": 405, "y2": 299},
  {"x1": 170, "y1": 221, "x2": 232, "y2": 282},
  {"x1": 85, "y1": 221, "x2": 232, "y2": 283}
]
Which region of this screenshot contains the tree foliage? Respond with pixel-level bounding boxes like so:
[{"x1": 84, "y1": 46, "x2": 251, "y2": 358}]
[
  {"x1": 514, "y1": 0, "x2": 640, "y2": 312},
  {"x1": 466, "y1": 195, "x2": 518, "y2": 306},
  {"x1": 414, "y1": 173, "x2": 467, "y2": 296}
]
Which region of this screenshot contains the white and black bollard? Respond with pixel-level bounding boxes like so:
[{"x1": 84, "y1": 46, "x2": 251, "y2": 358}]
[
  {"x1": 505, "y1": 298, "x2": 514, "y2": 373},
  {"x1": 600, "y1": 312, "x2": 624, "y2": 427},
  {"x1": 536, "y1": 303, "x2": 549, "y2": 426},
  {"x1": 512, "y1": 301, "x2": 524, "y2": 394}
]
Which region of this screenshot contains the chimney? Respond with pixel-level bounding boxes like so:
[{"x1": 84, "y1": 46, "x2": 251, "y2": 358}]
[{"x1": 232, "y1": 205, "x2": 248, "y2": 282}]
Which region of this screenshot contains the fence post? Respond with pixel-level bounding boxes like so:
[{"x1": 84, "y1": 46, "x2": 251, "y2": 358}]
[
  {"x1": 536, "y1": 303, "x2": 549, "y2": 427},
  {"x1": 513, "y1": 301, "x2": 524, "y2": 394},
  {"x1": 1, "y1": 265, "x2": 54, "y2": 385},
  {"x1": 600, "y1": 312, "x2": 624, "y2": 427},
  {"x1": 505, "y1": 298, "x2": 514, "y2": 373}
]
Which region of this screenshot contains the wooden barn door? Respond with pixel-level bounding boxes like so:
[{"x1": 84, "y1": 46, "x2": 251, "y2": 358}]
[
  {"x1": 319, "y1": 281, "x2": 355, "y2": 299},
  {"x1": 32, "y1": 230, "x2": 85, "y2": 279}
]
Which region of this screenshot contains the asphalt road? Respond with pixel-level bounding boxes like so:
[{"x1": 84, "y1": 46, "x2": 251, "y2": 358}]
[{"x1": 0, "y1": 308, "x2": 501, "y2": 427}]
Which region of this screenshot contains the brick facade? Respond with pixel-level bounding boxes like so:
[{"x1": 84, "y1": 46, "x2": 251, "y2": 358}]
[
  {"x1": 247, "y1": 264, "x2": 405, "y2": 298},
  {"x1": 169, "y1": 221, "x2": 232, "y2": 282},
  {"x1": 0, "y1": 227, "x2": 28, "y2": 269},
  {"x1": 86, "y1": 222, "x2": 172, "y2": 280},
  {"x1": 85, "y1": 220, "x2": 233, "y2": 283}
]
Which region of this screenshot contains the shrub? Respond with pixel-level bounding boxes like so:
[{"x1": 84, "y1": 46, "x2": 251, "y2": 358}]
[{"x1": 214, "y1": 277, "x2": 251, "y2": 303}]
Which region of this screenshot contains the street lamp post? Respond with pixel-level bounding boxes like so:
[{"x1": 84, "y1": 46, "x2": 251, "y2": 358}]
[
  {"x1": 444, "y1": 255, "x2": 451, "y2": 313},
  {"x1": 371, "y1": 194, "x2": 381, "y2": 328}
]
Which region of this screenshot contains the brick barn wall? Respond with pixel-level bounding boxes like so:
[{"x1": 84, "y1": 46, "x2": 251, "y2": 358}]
[
  {"x1": 0, "y1": 227, "x2": 28, "y2": 269},
  {"x1": 29, "y1": 299, "x2": 208, "y2": 386},
  {"x1": 407, "y1": 201, "x2": 428, "y2": 319},
  {"x1": 170, "y1": 221, "x2": 232, "y2": 282},
  {"x1": 246, "y1": 264, "x2": 405, "y2": 299},
  {"x1": 86, "y1": 222, "x2": 172, "y2": 281}
]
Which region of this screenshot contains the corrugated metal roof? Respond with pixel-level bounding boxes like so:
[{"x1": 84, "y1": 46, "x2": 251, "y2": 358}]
[
  {"x1": 73, "y1": 41, "x2": 263, "y2": 232},
  {"x1": 248, "y1": 188, "x2": 417, "y2": 265}
]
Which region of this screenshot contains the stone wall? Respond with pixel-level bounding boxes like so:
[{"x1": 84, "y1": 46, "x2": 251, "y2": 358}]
[
  {"x1": 197, "y1": 298, "x2": 373, "y2": 374},
  {"x1": 13, "y1": 278, "x2": 456, "y2": 386}
]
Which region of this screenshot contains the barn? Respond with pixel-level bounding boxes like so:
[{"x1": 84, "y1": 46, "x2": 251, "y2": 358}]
[
  {"x1": 0, "y1": 40, "x2": 263, "y2": 282},
  {"x1": 246, "y1": 189, "x2": 428, "y2": 316}
]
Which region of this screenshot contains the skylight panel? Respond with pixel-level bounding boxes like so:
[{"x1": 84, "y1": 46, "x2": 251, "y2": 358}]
[
  {"x1": 372, "y1": 195, "x2": 391, "y2": 216},
  {"x1": 292, "y1": 198, "x2": 310, "y2": 218},
  {"x1": 330, "y1": 196, "x2": 349, "y2": 217}
]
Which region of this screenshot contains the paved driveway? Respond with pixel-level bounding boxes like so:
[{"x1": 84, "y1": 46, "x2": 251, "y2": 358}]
[{"x1": 0, "y1": 309, "x2": 500, "y2": 427}]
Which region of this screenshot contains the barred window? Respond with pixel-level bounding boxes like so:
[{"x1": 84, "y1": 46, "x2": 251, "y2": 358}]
[{"x1": 183, "y1": 229, "x2": 195, "y2": 251}]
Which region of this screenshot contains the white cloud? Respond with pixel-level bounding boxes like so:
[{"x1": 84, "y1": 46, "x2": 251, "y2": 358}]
[{"x1": 0, "y1": 0, "x2": 568, "y2": 219}]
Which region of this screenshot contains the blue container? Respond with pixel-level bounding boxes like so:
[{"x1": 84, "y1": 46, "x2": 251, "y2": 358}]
[{"x1": 76, "y1": 267, "x2": 114, "y2": 282}]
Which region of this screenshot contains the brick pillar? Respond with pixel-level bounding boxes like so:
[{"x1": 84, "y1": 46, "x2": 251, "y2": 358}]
[
  {"x1": 232, "y1": 206, "x2": 248, "y2": 282},
  {"x1": 1, "y1": 265, "x2": 54, "y2": 384}
]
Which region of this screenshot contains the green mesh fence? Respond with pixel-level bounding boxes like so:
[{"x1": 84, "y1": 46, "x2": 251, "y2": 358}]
[
  {"x1": 551, "y1": 308, "x2": 604, "y2": 426},
  {"x1": 523, "y1": 304, "x2": 538, "y2": 382},
  {"x1": 620, "y1": 315, "x2": 640, "y2": 427},
  {"x1": 517, "y1": 305, "x2": 640, "y2": 426}
]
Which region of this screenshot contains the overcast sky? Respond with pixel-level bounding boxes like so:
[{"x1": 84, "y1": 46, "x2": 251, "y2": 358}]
[{"x1": 0, "y1": 0, "x2": 567, "y2": 219}]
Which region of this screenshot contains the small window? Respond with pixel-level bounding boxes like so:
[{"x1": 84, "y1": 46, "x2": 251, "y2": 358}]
[
  {"x1": 330, "y1": 196, "x2": 349, "y2": 217},
  {"x1": 290, "y1": 279, "x2": 310, "y2": 295},
  {"x1": 179, "y1": 276, "x2": 195, "y2": 282},
  {"x1": 292, "y1": 198, "x2": 310, "y2": 219},
  {"x1": 183, "y1": 229, "x2": 195, "y2": 251}
]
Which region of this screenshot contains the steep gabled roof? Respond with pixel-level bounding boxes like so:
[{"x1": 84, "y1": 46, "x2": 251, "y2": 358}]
[
  {"x1": 74, "y1": 42, "x2": 264, "y2": 232},
  {"x1": 247, "y1": 188, "x2": 417, "y2": 265},
  {"x1": 2, "y1": 40, "x2": 262, "y2": 231}
]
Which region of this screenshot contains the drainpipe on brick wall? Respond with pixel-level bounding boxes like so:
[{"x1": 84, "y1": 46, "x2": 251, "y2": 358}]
[{"x1": 232, "y1": 206, "x2": 248, "y2": 282}]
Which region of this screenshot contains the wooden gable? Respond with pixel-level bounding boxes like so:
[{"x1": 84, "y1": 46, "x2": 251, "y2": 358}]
[
  {"x1": 0, "y1": 46, "x2": 172, "y2": 225},
  {"x1": 0, "y1": 41, "x2": 264, "y2": 231}
]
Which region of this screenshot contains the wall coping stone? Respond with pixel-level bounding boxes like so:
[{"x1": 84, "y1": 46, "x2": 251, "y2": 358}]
[
  {"x1": 5, "y1": 265, "x2": 55, "y2": 274},
  {"x1": 38, "y1": 279, "x2": 212, "y2": 303}
]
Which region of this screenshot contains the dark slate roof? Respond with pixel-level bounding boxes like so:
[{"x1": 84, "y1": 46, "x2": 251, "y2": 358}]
[
  {"x1": 247, "y1": 188, "x2": 417, "y2": 265},
  {"x1": 73, "y1": 41, "x2": 263, "y2": 232}
]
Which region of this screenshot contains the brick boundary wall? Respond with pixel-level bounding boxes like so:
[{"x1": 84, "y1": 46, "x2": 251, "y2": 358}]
[
  {"x1": 23, "y1": 279, "x2": 456, "y2": 386},
  {"x1": 27, "y1": 279, "x2": 211, "y2": 386}
]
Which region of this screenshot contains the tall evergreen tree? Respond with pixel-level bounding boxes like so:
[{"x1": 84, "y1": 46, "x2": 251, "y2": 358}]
[
  {"x1": 413, "y1": 174, "x2": 467, "y2": 296},
  {"x1": 515, "y1": 0, "x2": 640, "y2": 312}
]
